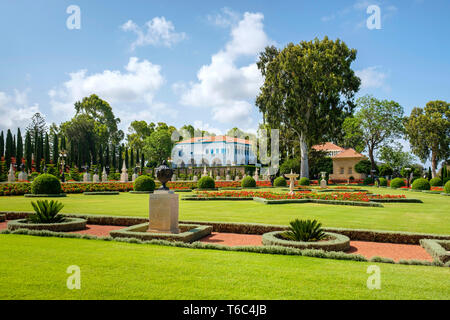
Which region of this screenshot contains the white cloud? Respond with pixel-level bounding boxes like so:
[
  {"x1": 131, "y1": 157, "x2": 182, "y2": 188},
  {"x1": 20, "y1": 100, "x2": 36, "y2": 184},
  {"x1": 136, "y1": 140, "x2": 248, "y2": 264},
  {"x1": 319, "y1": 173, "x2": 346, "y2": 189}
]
[
  {"x1": 121, "y1": 17, "x2": 186, "y2": 50},
  {"x1": 193, "y1": 120, "x2": 223, "y2": 135},
  {"x1": 0, "y1": 89, "x2": 41, "y2": 132},
  {"x1": 178, "y1": 12, "x2": 270, "y2": 126},
  {"x1": 49, "y1": 57, "x2": 170, "y2": 128},
  {"x1": 207, "y1": 7, "x2": 240, "y2": 28},
  {"x1": 355, "y1": 66, "x2": 389, "y2": 90}
]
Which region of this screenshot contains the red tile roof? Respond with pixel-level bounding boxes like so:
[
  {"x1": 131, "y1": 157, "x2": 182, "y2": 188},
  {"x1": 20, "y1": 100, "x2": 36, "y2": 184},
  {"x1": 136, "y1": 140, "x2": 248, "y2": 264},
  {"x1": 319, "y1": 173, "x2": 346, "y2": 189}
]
[
  {"x1": 332, "y1": 148, "x2": 365, "y2": 159},
  {"x1": 312, "y1": 142, "x2": 344, "y2": 152},
  {"x1": 177, "y1": 135, "x2": 251, "y2": 145}
]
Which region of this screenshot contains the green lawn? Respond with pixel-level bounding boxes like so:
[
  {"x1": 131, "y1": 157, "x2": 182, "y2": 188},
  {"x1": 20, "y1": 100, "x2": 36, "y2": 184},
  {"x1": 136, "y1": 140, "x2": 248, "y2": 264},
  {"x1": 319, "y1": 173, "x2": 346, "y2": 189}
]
[
  {"x1": 1, "y1": 235, "x2": 449, "y2": 300},
  {"x1": 1, "y1": 187, "x2": 449, "y2": 234}
]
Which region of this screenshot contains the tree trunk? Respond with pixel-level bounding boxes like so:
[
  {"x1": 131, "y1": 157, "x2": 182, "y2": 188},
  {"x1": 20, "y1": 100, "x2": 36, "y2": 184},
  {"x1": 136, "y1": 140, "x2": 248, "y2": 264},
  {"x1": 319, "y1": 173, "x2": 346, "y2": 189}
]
[
  {"x1": 299, "y1": 132, "x2": 309, "y2": 178},
  {"x1": 431, "y1": 151, "x2": 437, "y2": 178},
  {"x1": 368, "y1": 146, "x2": 376, "y2": 173}
]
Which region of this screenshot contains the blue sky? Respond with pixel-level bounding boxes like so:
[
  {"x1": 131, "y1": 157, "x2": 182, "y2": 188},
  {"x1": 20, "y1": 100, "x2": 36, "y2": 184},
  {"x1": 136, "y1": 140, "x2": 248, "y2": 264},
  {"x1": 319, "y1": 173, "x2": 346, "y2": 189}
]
[{"x1": 1, "y1": 0, "x2": 449, "y2": 143}]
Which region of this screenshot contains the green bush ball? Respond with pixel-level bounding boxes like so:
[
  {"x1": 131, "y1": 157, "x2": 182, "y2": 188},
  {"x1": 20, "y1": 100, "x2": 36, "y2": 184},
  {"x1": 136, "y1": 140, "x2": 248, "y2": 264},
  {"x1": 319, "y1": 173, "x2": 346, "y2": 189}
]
[
  {"x1": 241, "y1": 176, "x2": 256, "y2": 188},
  {"x1": 390, "y1": 177, "x2": 405, "y2": 189},
  {"x1": 444, "y1": 180, "x2": 450, "y2": 194},
  {"x1": 273, "y1": 176, "x2": 287, "y2": 187},
  {"x1": 133, "y1": 175, "x2": 156, "y2": 192},
  {"x1": 411, "y1": 178, "x2": 431, "y2": 191},
  {"x1": 363, "y1": 177, "x2": 374, "y2": 185},
  {"x1": 429, "y1": 177, "x2": 442, "y2": 187},
  {"x1": 379, "y1": 177, "x2": 387, "y2": 187},
  {"x1": 299, "y1": 177, "x2": 310, "y2": 186},
  {"x1": 31, "y1": 174, "x2": 62, "y2": 195},
  {"x1": 197, "y1": 176, "x2": 215, "y2": 189}
]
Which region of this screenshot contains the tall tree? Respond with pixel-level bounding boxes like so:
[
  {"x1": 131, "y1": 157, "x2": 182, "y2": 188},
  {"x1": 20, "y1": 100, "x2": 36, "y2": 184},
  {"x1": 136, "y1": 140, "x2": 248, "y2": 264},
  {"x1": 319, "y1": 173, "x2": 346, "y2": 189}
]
[
  {"x1": 378, "y1": 143, "x2": 415, "y2": 173},
  {"x1": 404, "y1": 100, "x2": 450, "y2": 177},
  {"x1": 26, "y1": 112, "x2": 47, "y2": 145},
  {"x1": 130, "y1": 148, "x2": 134, "y2": 168},
  {"x1": 5, "y1": 129, "x2": 13, "y2": 167},
  {"x1": 44, "y1": 133, "x2": 50, "y2": 164},
  {"x1": 143, "y1": 130, "x2": 173, "y2": 165},
  {"x1": 256, "y1": 38, "x2": 360, "y2": 177},
  {"x1": 0, "y1": 131, "x2": 4, "y2": 158},
  {"x1": 16, "y1": 128, "x2": 23, "y2": 163},
  {"x1": 343, "y1": 95, "x2": 404, "y2": 171},
  {"x1": 52, "y1": 133, "x2": 59, "y2": 164},
  {"x1": 25, "y1": 131, "x2": 32, "y2": 171}
]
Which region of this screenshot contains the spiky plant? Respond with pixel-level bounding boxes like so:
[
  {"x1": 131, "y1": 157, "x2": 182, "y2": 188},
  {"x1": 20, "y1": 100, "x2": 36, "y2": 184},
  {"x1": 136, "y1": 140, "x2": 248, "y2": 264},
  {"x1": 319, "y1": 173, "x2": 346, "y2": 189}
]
[
  {"x1": 27, "y1": 200, "x2": 65, "y2": 223},
  {"x1": 282, "y1": 219, "x2": 326, "y2": 242}
]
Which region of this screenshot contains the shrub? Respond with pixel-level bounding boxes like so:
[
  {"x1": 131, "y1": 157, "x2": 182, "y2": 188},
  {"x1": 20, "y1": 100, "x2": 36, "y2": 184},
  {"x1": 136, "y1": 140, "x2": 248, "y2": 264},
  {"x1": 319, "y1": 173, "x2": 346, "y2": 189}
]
[
  {"x1": 273, "y1": 176, "x2": 287, "y2": 187},
  {"x1": 363, "y1": 177, "x2": 374, "y2": 185},
  {"x1": 133, "y1": 175, "x2": 156, "y2": 192},
  {"x1": 241, "y1": 176, "x2": 256, "y2": 188},
  {"x1": 281, "y1": 219, "x2": 326, "y2": 242},
  {"x1": 378, "y1": 164, "x2": 393, "y2": 177},
  {"x1": 411, "y1": 178, "x2": 431, "y2": 191},
  {"x1": 390, "y1": 177, "x2": 405, "y2": 189},
  {"x1": 27, "y1": 200, "x2": 65, "y2": 223},
  {"x1": 379, "y1": 177, "x2": 387, "y2": 186},
  {"x1": 31, "y1": 174, "x2": 62, "y2": 194},
  {"x1": 299, "y1": 177, "x2": 310, "y2": 186},
  {"x1": 69, "y1": 167, "x2": 80, "y2": 181},
  {"x1": 197, "y1": 176, "x2": 215, "y2": 189},
  {"x1": 445, "y1": 180, "x2": 450, "y2": 194},
  {"x1": 429, "y1": 177, "x2": 443, "y2": 187},
  {"x1": 30, "y1": 172, "x2": 40, "y2": 181},
  {"x1": 280, "y1": 158, "x2": 300, "y2": 175},
  {"x1": 355, "y1": 160, "x2": 374, "y2": 175}
]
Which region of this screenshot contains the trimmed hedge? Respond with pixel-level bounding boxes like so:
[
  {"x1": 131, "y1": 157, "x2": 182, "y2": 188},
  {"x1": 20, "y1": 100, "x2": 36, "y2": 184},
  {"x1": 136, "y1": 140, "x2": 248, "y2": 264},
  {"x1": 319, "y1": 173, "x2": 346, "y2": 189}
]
[
  {"x1": 7, "y1": 218, "x2": 86, "y2": 232},
  {"x1": 299, "y1": 177, "x2": 310, "y2": 186},
  {"x1": 197, "y1": 176, "x2": 215, "y2": 189},
  {"x1": 411, "y1": 178, "x2": 431, "y2": 191},
  {"x1": 262, "y1": 231, "x2": 350, "y2": 252},
  {"x1": 253, "y1": 197, "x2": 384, "y2": 207},
  {"x1": 0, "y1": 214, "x2": 5, "y2": 222},
  {"x1": 133, "y1": 175, "x2": 156, "y2": 192},
  {"x1": 273, "y1": 177, "x2": 287, "y2": 187},
  {"x1": 390, "y1": 177, "x2": 405, "y2": 189},
  {"x1": 429, "y1": 177, "x2": 442, "y2": 187},
  {"x1": 379, "y1": 177, "x2": 387, "y2": 187},
  {"x1": 363, "y1": 177, "x2": 374, "y2": 185},
  {"x1": 31, "y1": 174, "x2": 62, "y2": 195},
  {"x1": 241, "y1": 176, "x2": 256, "y2": 188},
  {"x1": 420, "y1": 239, "x2": 450, "y2": 263},
  {"x1": 24, "y1": 193, "x2": 67, "y2": 198},
  {"x1": 83, "y1": 191, "x2": 120, "y2": 195},
  {"x1": 445, "y1": 180, "x2": 450, "y2": 194}
]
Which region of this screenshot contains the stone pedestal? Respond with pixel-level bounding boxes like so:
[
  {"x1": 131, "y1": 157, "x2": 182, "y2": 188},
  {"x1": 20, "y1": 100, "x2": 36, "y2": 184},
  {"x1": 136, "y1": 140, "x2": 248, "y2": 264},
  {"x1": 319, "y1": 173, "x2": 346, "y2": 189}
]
[
  {"x1": 215, "y1": 176, "x2": 221, "y2": 181},
  {"x1": 120, "y1": 160, "x2": 128, "y2": 182},
  {"x1": 132, "y1": 173, "x2": 139, "y2": 182},
  {"x1": 320, "y1": 179, "x2": 327, "y2": 188},
  {"x1": 102, "y1": 173, "x2": 108, "y2": 182},
  {"x1": 171, "y1": 174, "x2": 177, "y2": 182},
  {"x1": 93, "y1": 174, "x2": 100, "y2": 183},
  {"x1": 226, "y1": 174, "x2": 231, "y2": 181},
  {"x1": 148, "y1": 190, "x2": 179, "y2": 234},
  {"x1": 8, "y1": 164, "x2": 15, "y2": 183},
  {"x1": 18, "y1": 171, "x2": 27, "y2": 181},
  {"x1": 83, "y1": 173, "x2": 91, "y2": 182},
  {"x1": 235, "y1": 176, "x2": 240, "y2": 181},
  {"x1": 193, "y1": 175, "x2": 198, "y2": 182}
]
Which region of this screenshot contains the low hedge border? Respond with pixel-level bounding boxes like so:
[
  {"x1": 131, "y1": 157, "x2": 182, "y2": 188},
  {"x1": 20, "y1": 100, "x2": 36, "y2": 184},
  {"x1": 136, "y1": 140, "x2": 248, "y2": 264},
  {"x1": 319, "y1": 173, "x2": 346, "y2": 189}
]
[
  {"x1": 129, "y1": 191, "x2": 153, "y2": 194},
  {"x1": 83, "y1": 191, "x2": 120, "y2": 195},
  {"x1": 7, "y1": 218, "x2": 87, "y2": 232},
  {"x1": 420, "y1": 239, "x2": 450, "y2": 264},
  {"x1": 253, "y1": 197, "x2": 384, "y2": 207},
  {"x1": 262, "y1": 231, "x2": 350, "y2": 252},
  {"x1": 24, "y1": 194, "x2": 67, "y2": 198},
  {"x1": 110, "y1": 223, "x2": 212, "y2": 243},
  {"x1": 2, "y1": 211, "x2": 450, "y2": 245},
  {"x1": 316, "y1": 189, "x2": 367, "y2": 193},
  {"x1": 182, "y1": 197, "x2": 253, "y2": 201},
  {"x1": 0, "y1": 214, "x2": 5, "y2": 222},
  {"x1": 370, "y1": 198, "x2": 423, "y2": 203},
  {"x1": 2, "y1": 228, "x2": 446, "y2": 267}
]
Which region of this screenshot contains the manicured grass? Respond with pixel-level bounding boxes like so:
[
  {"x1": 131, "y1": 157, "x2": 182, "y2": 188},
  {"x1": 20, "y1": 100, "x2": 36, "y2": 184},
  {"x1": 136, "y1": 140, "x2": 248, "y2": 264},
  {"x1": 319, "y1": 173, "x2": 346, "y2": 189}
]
[
  {"x1": 1, "y1": 235, "x2": 449, "y2": 300},
  {"x1": 1, "y1": 187, "x2": 449, "y2": 234}
]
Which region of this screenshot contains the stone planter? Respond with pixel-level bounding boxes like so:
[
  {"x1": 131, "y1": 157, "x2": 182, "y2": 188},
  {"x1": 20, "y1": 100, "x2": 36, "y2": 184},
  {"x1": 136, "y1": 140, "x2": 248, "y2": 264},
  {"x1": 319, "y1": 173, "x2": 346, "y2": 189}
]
[
  {"x1": 7, "y1": 218, "x2": 87, "y2": 232},
  {"x1": 262, "y1": 231, "x2": 350, "y2": 252}
]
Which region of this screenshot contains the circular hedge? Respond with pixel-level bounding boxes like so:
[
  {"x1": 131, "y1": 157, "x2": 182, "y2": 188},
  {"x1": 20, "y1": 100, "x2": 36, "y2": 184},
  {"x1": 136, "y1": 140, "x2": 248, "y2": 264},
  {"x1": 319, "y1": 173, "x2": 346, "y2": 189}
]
[
  {"x1": 273, "y1": 176, "x2": 287, "y2": 187},
  {"x1": 133, "y1": 175, "x2": 156, "y2": 192},
  {"x1": 262, "y1": 231, "x2": 350, "y2": 252},
  {"x1": 379, "y1": 177, "x2": 387, "y2": 187},
  {"x1": 429, "y1": 177, "x2": 442, "y2": 187},
  {"x1": 445, "y1": 180, "x2": 450, "y2": 194},
  {"x1": 363, "y1": 177, "x2": 374, "y2": 185},
  {"x1": 197, "y1": 176, "x2": 215, "y2": 189},
  {"x1": 411, "y1": 178, "x2": 431, "y2": 191},
  {"x1": 241, "y1": 176, "x2": 256, "y2": 188},
  {"x1": 390, "y1": 177, "x2": 405, "y2": 189},
  {"x1": 299, "y1": 177, "x2": 310, "y2": 186},
  {"x1": 7, "y1": 218, "x2": 86, "y2": 232},
  {"x1": 31, "y1": 174, "x2": 62, "y2": 195}
]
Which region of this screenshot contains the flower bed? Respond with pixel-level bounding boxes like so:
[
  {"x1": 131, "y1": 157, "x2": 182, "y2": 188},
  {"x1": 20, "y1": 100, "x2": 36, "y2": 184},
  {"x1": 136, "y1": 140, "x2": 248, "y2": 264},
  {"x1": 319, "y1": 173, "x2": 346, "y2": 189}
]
[
  {"x1": 0, "y1": 182, "x2": 133, "y2": 196},
  {"x1": 262, "y1": 231, "x2": 350, "y2": 252}
]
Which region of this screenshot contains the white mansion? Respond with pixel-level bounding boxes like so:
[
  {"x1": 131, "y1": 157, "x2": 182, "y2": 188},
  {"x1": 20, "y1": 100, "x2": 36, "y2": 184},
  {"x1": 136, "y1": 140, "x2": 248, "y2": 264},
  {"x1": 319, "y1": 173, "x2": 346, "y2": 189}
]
[{"x1": 171, "y1": 135, "x2": 257, "y2": 168}]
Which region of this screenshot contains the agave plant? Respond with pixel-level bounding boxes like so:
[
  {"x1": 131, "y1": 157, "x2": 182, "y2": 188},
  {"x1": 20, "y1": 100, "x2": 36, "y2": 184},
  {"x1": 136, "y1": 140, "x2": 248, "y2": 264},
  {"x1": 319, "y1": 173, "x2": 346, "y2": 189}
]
[
  {"x1": 282, "y1": 219, "x2": 326, "y2": 242},
  {"x1": 27, "y1": 200, "x2": 65, "y2": 223}
]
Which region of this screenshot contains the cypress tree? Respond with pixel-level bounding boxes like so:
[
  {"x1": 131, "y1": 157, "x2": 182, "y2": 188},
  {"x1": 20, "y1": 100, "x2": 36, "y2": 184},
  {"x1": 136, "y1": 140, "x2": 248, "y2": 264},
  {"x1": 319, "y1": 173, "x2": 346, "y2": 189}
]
[
  {"x1": 5, "y1": 129, "x2": 13, "y2": 167},
  {"x1": 16, "y1": 128, "x2": 23, "y2": 163},
  {"x1": 105, "y1": 145, "x2": 110, "y2": 169},
  {"x1": 25, "y1": 131, "x2": 32, "y2": 171},
  {"x1": 44, "y1": 133, "x2": 50, "y2": 164},
  {"x1": 98, "y1": 145, "x2": 104, "y2": 169},
  {"x1": 111, "y1": 144, "x2": 116, "y2": 169},
  {"x1": 130, "y1": 148, "x2": 134, "y2": 168},
  {"x1": 35, "y1": 134, "x2": 42, "y2": 172},
  {"x1": 52, "y1": 134, "x2": 59, "y2": 164},
  {"x1": 12, "y1": 135, "x2": 16, "y2": 161},
  {"x1": 428, "y1": 167, "x2": 432, "y2": 180},
  {"x1": 0, "y1": 131, "x2": 4, "y2": 158},
  {"x1": 125, "y1": 146, "x2": 129, "y2": 169},
  {"x1": 141, "y1": 153, "x2": 145, "y2": 169},
  {"x1": 118, "y1": 145, "x2": 123, "y2": 170}
]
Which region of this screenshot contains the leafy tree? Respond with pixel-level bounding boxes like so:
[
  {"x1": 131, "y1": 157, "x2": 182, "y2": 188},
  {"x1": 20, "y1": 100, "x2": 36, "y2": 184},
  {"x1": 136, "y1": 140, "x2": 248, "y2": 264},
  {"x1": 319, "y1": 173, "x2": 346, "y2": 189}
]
[
  {"x1": 377, "y1": 143, "x2": 415, "y2": 173},
  {"x1": 16, "y1": 128, "x2": 23, "y2": 163},
  {"x1": 127, "y1": 120, "x2": 154, "y2": 151},
  {"x1": 340, "y1": 117, "x2": 365, "y2": 153},
  {"x1": 378, "y1": 164, "x2": 393, "y2": 177},
  {"x1": 44, "y1": 133, "x2": 50, "y2": 164},
  {"x1": 0, "y1": 131, "x2": 4, "y2": 157},
  {"x1": 355, "y1": 159, "x2": 375, "y2": 175},
  {"x1": 26, "y1": 113, "x2": 47, "y2": 146},
  {"x1": 343, "y1": 95, "x2": 404, "y2": 171},
  {"x1": 5, "y1": 129, "x2": 13, "y2": 167},
  {"x1": 308, "y1": 149, "x2": 333, "y2": 178},
  {"x1": 143, "y1": 130, "x2": 173, "y2": 165},
  {"x1": 280, "y1": 158, "x2": 300, "y2": 175},
  {"x1": 25, "y1": 131, "x2": 32, "y2": 171},
  {"x1": 404, "y1": 100, "x2": 450, "y2": 177},
  {"x1": 256, "y1": 38, "x2": 360, "y2": 177}
]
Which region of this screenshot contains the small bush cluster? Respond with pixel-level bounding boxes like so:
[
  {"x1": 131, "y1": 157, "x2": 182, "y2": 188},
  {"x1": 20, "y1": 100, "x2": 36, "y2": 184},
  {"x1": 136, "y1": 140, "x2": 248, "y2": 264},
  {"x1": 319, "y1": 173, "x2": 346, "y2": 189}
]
[
  {"x1": 363, "y1": 177, "x2": 374, "y2": 185},
  {"x1": 378, "y1": 177, "x2": 387, "y2": 186},
  {"x1": 445, "y1": 180, "x2": 450, "y2": 194},
  {"x1": 411, "y1": 178, "x2": 431, "y2": 191},
  {"x1": 241, "y1": 176, "x2": 256, "y2": 188},
  {"x1": 390, "y1": 177, "x2": 405, "y2": 188},
  {"x1": 298, "y1": 177, "x2": 310, "y2": 186},
  {"x1": 273, "y1": 177, "x2": 287, "y2": 187},
  {"x1": 133, "y1": 175, "x2": 156, "y2": 192},
  {"x1": 31, "y1": 174, "x2": 62, "y2": 195},
  {"x1": 197, "y1": 176, "x2": 215, "y2": 189},
  {"x1": 429, "y1": 177, "x2": 442, "y2": 187},
  {"x1": 27, "y1": 200, "x2": 65, "y2": 223}
]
